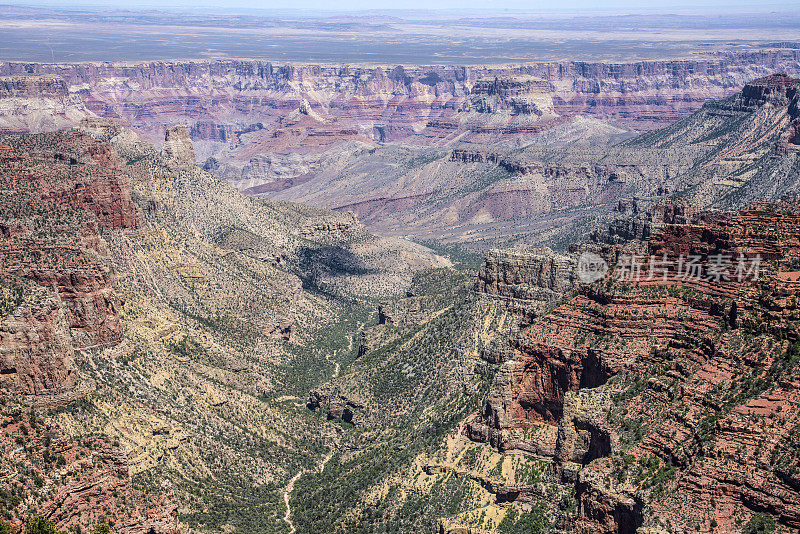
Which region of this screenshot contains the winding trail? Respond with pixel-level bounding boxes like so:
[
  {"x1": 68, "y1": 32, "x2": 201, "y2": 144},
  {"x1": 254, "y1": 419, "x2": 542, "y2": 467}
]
[
  {"x1": 324, "y1": 349, "x2": 341, "y2": 379},
  {"x1": 282, "y1": 444, "x2": 338, "y2": 533},
  {"x1": 282, "y1": 319, "x2": 368, "y2": 532},
  {"x1": 283, "y1": 471, "x2": 303, "y2": 534},
  {"x1": 319, "y1": 448, "x2": 335, "y2": 472}
]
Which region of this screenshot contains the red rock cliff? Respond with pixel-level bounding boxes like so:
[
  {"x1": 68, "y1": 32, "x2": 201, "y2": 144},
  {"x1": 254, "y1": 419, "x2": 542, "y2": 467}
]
[
  {"x1": 0, "y1": 131, "x2": 178, "y2": 533},
  {"x1": 469, "y1": 198, "x2": 800, "y2": 532}
]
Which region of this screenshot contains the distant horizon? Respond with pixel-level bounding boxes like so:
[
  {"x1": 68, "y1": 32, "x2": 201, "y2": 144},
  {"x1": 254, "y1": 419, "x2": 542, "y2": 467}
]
[
  {"x1": 3, "y1": 0, "x2": 800, "y2": 64},
  {"x1": 3, "y1": 0, "x2": 800, "y2": 14}
]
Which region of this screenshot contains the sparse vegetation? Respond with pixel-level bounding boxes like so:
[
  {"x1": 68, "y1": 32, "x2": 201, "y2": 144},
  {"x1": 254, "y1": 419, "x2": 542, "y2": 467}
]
[
  {"x1": 742, "y1": 512, "x2": 777, "y2": 534},
  {"x1": 497, "y1": 505, "x2": 550, "y2": 534},
  {"x1": 24, "y1": 517, "x2": 63, "y2": 534},
  {"x1": 2, "y1": 72, "x2": 800, "y2": 534}
]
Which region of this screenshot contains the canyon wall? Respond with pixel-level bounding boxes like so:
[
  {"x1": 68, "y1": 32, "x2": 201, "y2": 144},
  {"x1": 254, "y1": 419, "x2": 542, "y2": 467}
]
[
  {"x1": 1, "y1": 59, "x2": 800, "y2": 251},
  {"x1": 2, "y1": 50, "x2": 800, "y2": 143},
  {"x1": 465, "y1": 199, "x2": 800, "y2": 532},
  {"x1": 0, "y1": 129, "x2": 180, "y2": 532},
  {"x1": 0, "y1": 133, "x2": 132, "y2": 405}
]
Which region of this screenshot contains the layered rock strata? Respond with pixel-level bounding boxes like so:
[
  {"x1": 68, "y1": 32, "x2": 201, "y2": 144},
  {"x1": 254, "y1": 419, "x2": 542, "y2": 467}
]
[
  {"x1": 4, "y1": 52, "x2": 800, "y2": 138},
  {"x1": 467, "y1": 199, "x2": 800, "y2": 532},
  {"x1": 0, "y1": 130, "x2": 179, "y2": 532}
]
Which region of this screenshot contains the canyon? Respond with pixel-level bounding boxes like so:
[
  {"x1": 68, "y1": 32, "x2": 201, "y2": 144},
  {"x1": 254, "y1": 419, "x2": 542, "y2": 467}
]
[
  {"x1": 288, "y1": 79, "x2": 800, "y2": 534},
  {"x1": 3, "y1": 52, "x2": 800, "y2": 141},
  {"x1": 1, "y1": 10, "x2": 800, "y2": 531},
  {"x1": 295, "y1": 193, "x2": 800, "y2": 533},
  {"x1": 0, "y1": 118, "x2": 445, "y2": 532}
]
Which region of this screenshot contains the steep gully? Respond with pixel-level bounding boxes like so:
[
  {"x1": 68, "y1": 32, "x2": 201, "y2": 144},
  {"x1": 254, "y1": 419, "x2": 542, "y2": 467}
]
[{"x1": 282, "y1": 320, "x2": 365, "y2": 532}]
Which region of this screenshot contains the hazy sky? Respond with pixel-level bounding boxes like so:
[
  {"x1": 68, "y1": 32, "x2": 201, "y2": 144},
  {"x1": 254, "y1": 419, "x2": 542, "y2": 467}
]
[{"x1": 7, "y1": 0, "x2": 800, "y2": 12}]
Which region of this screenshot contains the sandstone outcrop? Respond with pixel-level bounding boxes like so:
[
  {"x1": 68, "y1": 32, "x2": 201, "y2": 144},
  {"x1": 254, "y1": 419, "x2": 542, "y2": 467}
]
[
  {"x1": 0, "y1": 74, "x2": 68, "y2": 99},
  {"x1": 0, "y1": 132, "x2": 133, "y2": 350},
  {"x1": 0, "y1": 404, "x2": 180, "y2": 533},
  {"x1": 0, "y1": 74, "x2": 91, "y2": 134},
  {"x1": 0, "y1": 278, "x2": 79, "y2": 402},
  {"x1": 308, "y1": 387, "x2": 365, "y2": 425},
  {"x1": 574, "y1": 471, "x2": 644, "y2": 534},
  {"x1": 477, "y1": 247, "x2": 576, "y2": 304},
  {"x1": 465, "y1": 76, "x2": 554, "y2": 117},
  {"x1": 0, "y1": 129, "x2": 178, "y2": 531},
  {"x1": 161, "y1": 125, "x2": 196, "y2": 168},
  {"x1": 377, "y1": 296, "x2": 436, "y2": 327},
  {"x1": 40, "y1": 437, "x2": 179, "y2": 533},
  {"x1": 740, "y1": 72, "x2": 800, "y2": 106}
]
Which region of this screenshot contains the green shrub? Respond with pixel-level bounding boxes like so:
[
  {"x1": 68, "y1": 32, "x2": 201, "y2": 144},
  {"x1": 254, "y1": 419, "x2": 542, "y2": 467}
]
[
  {"x1": 497, "y1": 504, "x2": 550, "y2": 534},
  {"x1": 24, "y1": 517, "x2": 63, "y2": 534},
  {"x1": 0, "y1": 283, "x2": 25, "y2": 318},
  {"x1": 742, "y1": 513, "x2": 777, "y2": 534}
]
